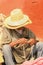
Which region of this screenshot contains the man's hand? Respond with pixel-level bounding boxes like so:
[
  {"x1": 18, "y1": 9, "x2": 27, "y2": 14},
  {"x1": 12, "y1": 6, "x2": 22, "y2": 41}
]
[
  {"x1": 10, "y1": 38, "x2": 28, "y2": 47},
  {"x1": 10, "y1": 38, "x2": 36, "y2": 47},
  {"x1": 27, "y1": 38, "x2": 36, "y2": 46},
  {"x1": 16, "y1": 38, "x2": 28, "y2": 44}
]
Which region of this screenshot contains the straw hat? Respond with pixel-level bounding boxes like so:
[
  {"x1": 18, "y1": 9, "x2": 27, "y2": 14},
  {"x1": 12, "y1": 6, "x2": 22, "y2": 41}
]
[
  {"x1": 4, "y1": 9, "x2": 32, "y2": 29},
  {"x1": 0, "y1": 13, "x2": 6, "y2": 26}
]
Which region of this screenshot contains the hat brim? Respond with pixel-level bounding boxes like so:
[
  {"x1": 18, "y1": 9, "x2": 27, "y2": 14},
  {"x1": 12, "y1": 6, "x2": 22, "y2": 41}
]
[{"x1": 4, "y1": 15, "x2": 32, "y2": 29}]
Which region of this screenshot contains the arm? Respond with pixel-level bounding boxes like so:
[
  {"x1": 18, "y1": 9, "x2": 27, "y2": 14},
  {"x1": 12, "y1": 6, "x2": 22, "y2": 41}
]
[
  {"x1": 27, "y1": 38, "x2": 36, "y2": 46},
  {"x1": 27, "y1": 28, "x2": 37, "y2": 46},
  {"x1": 10, "y1": 38, "x2": 36, "y2": 47}
]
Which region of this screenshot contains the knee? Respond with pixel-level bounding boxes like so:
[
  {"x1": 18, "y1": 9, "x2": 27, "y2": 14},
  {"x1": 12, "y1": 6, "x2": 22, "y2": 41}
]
[
  {"x1": 3, "y1": 45, "x2": 10, "y2": 50},
  {"x1": 36, "y1": 42, "x2": 43, "y2": 49},
  {"x1": 36, "y1": 42, "x2": 43, "y2": 46}
]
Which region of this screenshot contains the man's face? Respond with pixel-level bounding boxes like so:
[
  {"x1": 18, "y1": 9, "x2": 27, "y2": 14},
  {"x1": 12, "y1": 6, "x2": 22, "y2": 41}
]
[{"x1": 17, "y1": 27, "x2": 24, "y2": 30}]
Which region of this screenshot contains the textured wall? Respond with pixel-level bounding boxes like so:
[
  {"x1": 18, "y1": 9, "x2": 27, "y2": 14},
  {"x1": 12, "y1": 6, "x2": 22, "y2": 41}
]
[{"x1": 0, "y1": 0, "x2": 43, "y2": 41}]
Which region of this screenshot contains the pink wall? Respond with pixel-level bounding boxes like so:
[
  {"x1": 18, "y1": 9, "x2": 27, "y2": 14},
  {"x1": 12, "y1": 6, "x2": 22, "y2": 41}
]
[{"x1": 0, "y1": 0, "x2": 43, "y2": 41}]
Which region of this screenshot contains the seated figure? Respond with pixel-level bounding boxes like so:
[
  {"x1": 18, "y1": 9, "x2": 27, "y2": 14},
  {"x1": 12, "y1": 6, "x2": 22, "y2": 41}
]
[{"x1": 1, "y1": 9, "x2": 43, "y2": 65}]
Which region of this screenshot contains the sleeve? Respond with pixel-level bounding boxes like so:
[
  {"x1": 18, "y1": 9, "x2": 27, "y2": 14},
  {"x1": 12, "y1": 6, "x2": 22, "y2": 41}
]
[{"x1": 1, "y1": 27, "x2": 12, "y2": 45}]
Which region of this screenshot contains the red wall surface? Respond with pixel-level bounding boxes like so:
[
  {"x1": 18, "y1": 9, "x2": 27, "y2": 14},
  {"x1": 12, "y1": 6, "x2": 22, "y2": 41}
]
[{"x1": 0, "y1": 0, "x2": 43, "y2": 41}]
